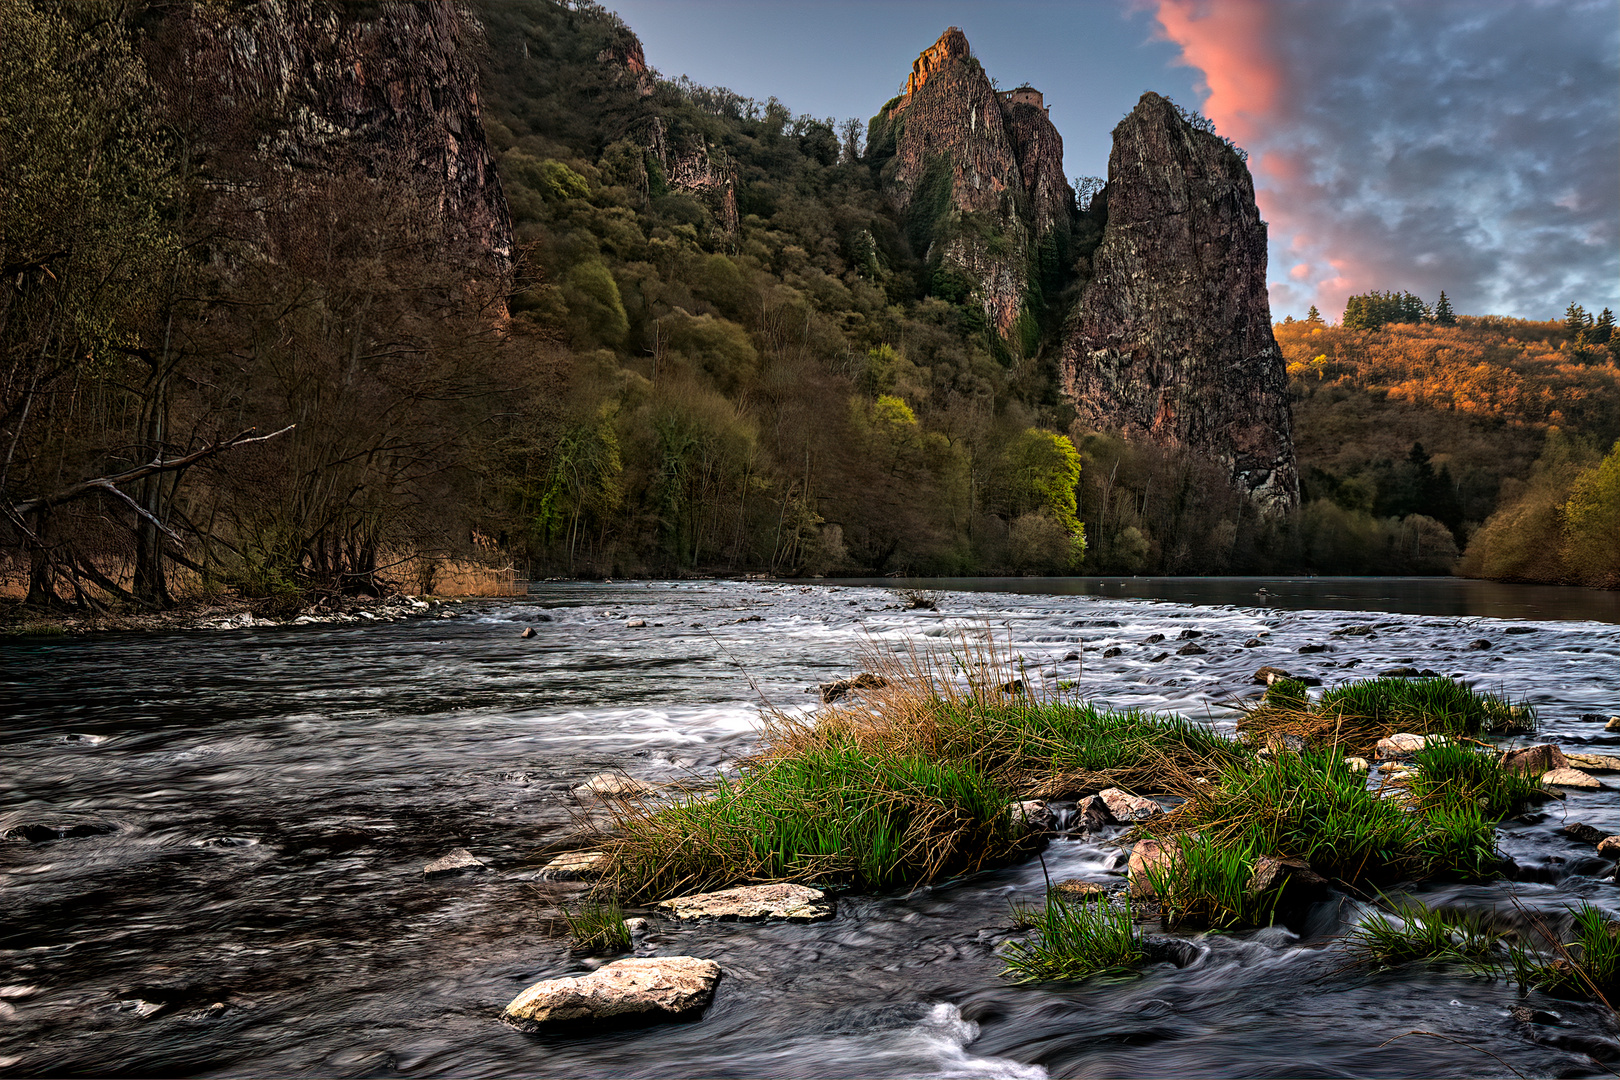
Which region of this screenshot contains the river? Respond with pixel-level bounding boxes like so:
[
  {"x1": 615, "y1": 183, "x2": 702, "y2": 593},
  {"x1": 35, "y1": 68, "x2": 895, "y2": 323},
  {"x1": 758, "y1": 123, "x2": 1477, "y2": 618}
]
[{"x1": 3, "y1": 577, "x2": 1618, "y2": 1077}]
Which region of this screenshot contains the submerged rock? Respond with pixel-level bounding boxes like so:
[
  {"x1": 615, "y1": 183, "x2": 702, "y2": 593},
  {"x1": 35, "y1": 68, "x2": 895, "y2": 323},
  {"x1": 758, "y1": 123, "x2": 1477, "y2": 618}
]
[
  {"x1": 1102, "y1": 647, "x2": 1123, "y2": 659},
  {"x1": 539, "y1": 851, "x2": 610, "y2": 881},
  {"x1": 502, "y1": 956, "x2": 721, "y2": 1030},
  {"x1": 4, "y1": 822, "x2": 115, "y2": 843},
  {"x1": 1543, "y1": 768, "x2": 1600, "y2": 790},
  {"x1": 818, "y1": 673, "x2": 887, "y2": 703},
  {"x1": 655, "y1": 883, "x2": 833, "y2": 922},
  {"x1": 423, "y1": 848, "x2": 488, "y2": 878},
  {"x1": 1467, "y1": 639, "x2": 1493, "y2": 650},
  {"x1": 1176, "y1": 642, "x2": 1207, "y2": 656},
  {"x1": 1565, "y1": 752, "x2": 1620, "y2": 773},
  {"x1": 1500, "y1": 744, "x2": 1569, "y2": 777},
  {"x1": 1053, "y1": 879, "x2": 1107, "y2": 900},
  {"x1": 1561, "y1": 822, "x2": 1609, "y2": 846},
  {"x1": 573, "y1": 772, "x2": 651, "y2": 798},
  {"x1": 1297, "y1": 644, "x2": 1328, "y2": 654},
  {"x1": 1063, "y1": 651, "x2": 1081, "y2": 661}
]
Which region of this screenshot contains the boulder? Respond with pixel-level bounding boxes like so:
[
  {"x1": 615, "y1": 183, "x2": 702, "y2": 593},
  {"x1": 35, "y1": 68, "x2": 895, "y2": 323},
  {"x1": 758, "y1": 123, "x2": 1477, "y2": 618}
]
[
  {"x1": 1298, "y1": 644, "x2": 1328, "y2": 654},
  {"x1": 1253, "y1": 666, "x2": 1292, "y2": 685},
  {"x1": 1565, "y1": 752, "x2": 1620, "y2": 773},
  {"x1": 1246, "y1": 855, "x2": 1327, "y2": 899},
  {"x1": 1344, "y1": 757, "x2": 1370, "y2": 773},
  {"x1": 573, "y1": 772, "x2": 651, "y2": 798},
  {"x1": 1011, "y1": 800, "x2": 1054, "y2": 832},
  {"x1": 1053, "y1": 879, "x2": 1107, "y2": 900},
  {"x1": 655, "y1": 883, "x2": 833, "y2": 922},
  {"x1": 502, "y1": 956, "x2": 720, "y2": 1030},
  {"x1": 539, "y1": 851, "x2": 610, "y2": 881},
  {"x1": 1176, "y1": 642, "x2": 1207, "y2": 656},
  {"x1": 818, "y1": 673, "x2": 887, "y2": 703},
  {"x1": 1063, "y1": 651, "x2": 1081, "y2": 661},
  {"x1": 1374, "y1": 733, "x2": 1432, "y2": 759},
  {"x1": 1561, "y1": 822, "x2": 1609, "y2": 846},
  {"x1": 1128, "y1": 837, "x2": 1180, "y2": 898},
  {"x1": 1080, "y1": 788, "x2": 1162, "y2": 826},
  {"x1": 1500, "y1": 744, "x2": 1569, "y2": 777},
  {"x1": 1467, "y1": 639, "x2": 1492, "y2": 650},
  {"x1": 1144, "y1": 633, "x2": 1165, "y2": 644},
  {"x1": 625, "y1": 618, "x2": 647, "y2": 628},
  {"x1": 520, "y1": 626, "x2": 536, "y2": 638},
  {"x1": 1149, "y1": 652, "x2": 1170, "y2": 663},
  {"x1": 1606, "y1": 717, "x2": 1620, "y2": 732},
  {"x1": 1243, "y1": 638, "x2": 1263, "y2": 648},
  {"x1": 1543, "y1": 768, "x2": 1600, "y2": 789},
  {"x1": 1102, "y1": 647, "x2": 1122, "y2": 659},
  {"x1": 423, "y1": 848, "x2": 488, "y2": 878},
  {"x1": 1178, "y1": 629, "x2": 1203, "y2": 640},
  {"x1": 1597, "y1": 836, "x2": 1620, "y2": 858}
]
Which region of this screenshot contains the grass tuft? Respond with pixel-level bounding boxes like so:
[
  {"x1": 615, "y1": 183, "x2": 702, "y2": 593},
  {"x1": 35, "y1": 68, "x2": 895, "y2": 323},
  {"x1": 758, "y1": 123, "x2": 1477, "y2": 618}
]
[
  {"x1": 1241, "y1": 676, "x2": 1534, "y2": 757},
  {"x1": 1146, "y1": 834, "x2": 1278, "y2": 930},
  {"x1": 562, "y1": 899, "x2": 631, "y2": 955},
  {"x1": 1002, "y1": 891, "x2": 1144, "y2": 982},
  {"x1": 1348, "y1": 899, "x2": 1505, "y2": 967},
  {"x1": 1406, "y1": 740, "x2": 1544, "y2": 819},
  {"x1": 1510, "y1": 902, "x2": 1620, "y2": 1004}
]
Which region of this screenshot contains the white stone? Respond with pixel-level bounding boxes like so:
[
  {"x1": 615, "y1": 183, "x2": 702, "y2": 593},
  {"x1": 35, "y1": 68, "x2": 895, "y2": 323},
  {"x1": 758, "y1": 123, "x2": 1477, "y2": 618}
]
[
  {"x1": 423, "y1": 848, "x2": 488, "y2": 878},
  {"x1": 1374, "y1": 733, "x2": 1431, "y2": 759},
  {"x1": 502, "y1": 956, "x2": 720, "y2": 1029},
  {"x1": 1344, "y1": 757, "x2": 1370, "y2": 773},
  {"x1": 1543, "y1": 767, "x2": 1601, "y2": 790},
  {"x1": 1565, "y1": 752, "x2": 1620, "y2": 773},
  {"x1": 655, "y1": 883, "x2": 833, "y2": 922},
  {"x1": 573, "y1": 772, "x2": 651, "y2": 798},
  {"x1": 539, "y1": 851, "x2": 610, "y2": 880}
]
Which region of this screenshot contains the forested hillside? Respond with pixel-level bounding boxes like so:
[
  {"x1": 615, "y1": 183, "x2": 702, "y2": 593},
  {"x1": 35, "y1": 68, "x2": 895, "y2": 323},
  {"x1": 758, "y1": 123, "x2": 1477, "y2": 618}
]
[{"x1": 4, "y1": 0, "x2": 1615, "y2": 615}]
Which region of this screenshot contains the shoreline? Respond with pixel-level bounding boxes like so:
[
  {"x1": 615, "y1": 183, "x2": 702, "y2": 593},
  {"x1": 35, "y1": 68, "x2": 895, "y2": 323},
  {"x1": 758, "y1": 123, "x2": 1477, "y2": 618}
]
[{"x1": 0, "y1": 592, "x2": 467, "y2": 638}]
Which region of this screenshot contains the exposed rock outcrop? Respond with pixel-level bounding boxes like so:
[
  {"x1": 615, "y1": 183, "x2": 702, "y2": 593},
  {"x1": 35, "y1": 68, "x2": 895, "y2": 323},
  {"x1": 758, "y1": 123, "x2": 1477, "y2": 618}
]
[
  {"x1": 870, "y1": 28, "x2": 1073, "y2": 336},
  {"x1": 1061, "y1": 93, "x2": 1298, "y2": 511},
  {"x1": 143, "y1": 1, "x2": 512, "y2": 283}
]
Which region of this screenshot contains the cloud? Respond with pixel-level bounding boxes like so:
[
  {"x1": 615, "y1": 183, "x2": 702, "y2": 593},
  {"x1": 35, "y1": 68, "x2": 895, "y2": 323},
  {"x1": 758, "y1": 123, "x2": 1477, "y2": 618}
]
[{"x1": 1152, "y1": 0, "x2": 1619, "y2": 321}]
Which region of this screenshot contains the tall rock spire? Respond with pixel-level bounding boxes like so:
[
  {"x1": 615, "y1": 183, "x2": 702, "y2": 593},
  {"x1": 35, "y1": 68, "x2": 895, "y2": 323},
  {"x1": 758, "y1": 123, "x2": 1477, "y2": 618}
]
[{"x1": 1061, "y1": 93, "x2": 1298, "y2": 512}]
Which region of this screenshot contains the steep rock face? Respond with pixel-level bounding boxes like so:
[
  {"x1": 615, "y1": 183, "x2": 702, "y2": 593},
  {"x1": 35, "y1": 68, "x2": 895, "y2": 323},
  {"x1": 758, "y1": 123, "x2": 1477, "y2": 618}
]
[
  {"x1": 1062, "y1": 93, "x2": 1298, "y2": 511},
  {"x1": 144, "y1": 0, "x2": 511, "y2": 281},
  {"x1": 874, "y1": 28, "x2": 1073, "y2": 336}
]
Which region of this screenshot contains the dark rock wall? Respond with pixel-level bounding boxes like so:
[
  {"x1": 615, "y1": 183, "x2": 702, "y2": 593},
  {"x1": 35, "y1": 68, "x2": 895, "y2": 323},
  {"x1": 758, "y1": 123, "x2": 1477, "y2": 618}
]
[
  {"x1": 1062, "y1": 93, "x2": 1298, "y2": 511},
  {"x1": 144, "y1": 0, "x2": 511, "y2": 281},
  {"x1": 1003, "y1": 101, "x2": 1073, "y2": 240}
]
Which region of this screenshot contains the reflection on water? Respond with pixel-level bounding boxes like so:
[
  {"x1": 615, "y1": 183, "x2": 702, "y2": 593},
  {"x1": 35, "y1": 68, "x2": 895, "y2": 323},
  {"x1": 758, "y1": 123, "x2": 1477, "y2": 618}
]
[{"x1": 2, "y1": 578, "x2": 1618, "y2": 1077}]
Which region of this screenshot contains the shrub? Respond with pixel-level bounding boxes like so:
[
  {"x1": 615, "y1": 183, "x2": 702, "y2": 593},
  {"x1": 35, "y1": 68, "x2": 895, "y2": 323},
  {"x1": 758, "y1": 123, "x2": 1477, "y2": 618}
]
[{"x1": 1002, "y1": 891, "x2": 1143, "y2": 982}]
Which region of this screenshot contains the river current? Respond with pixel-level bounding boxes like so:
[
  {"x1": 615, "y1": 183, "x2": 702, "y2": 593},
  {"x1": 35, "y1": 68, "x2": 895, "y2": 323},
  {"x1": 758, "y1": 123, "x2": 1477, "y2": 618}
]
[{"x1": 3, "y1": 577, "x2": 1619, "y2": 1078}]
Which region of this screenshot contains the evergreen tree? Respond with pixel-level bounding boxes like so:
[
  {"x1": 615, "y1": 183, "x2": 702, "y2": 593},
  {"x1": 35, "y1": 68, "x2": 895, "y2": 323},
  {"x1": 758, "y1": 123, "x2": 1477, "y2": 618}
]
[
  {"x1": 1433, "y1": 290, "x2": 1456, "y2": 325},
  {"x1": 1565, "y1": 302, "x2": 1590, "y2": 338},
  {"x1": 1305, "y1": 304, "x2": 1324, "y2": 324},
  {"x1": 1592, "y1": 307, "x2": 1615, "y2": 345}
]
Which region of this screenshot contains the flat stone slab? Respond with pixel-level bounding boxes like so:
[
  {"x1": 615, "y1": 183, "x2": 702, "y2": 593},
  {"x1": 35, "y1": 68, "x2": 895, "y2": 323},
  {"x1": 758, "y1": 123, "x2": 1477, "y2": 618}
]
[
  {"x1": 503, "y1": 956, "x2": 720, "y2": 1030},
  {"x1": 655, "y1": 883, "x2": 833, "y2": 922},
  {"x1": 423, "y1": 848, "x2": 488, "y2": 878},
  {"x1": 1566, "y1": 752, "x2": 1620, "y2": 773},
  {"x1": 1543, "y1": 767, "x2": 1601, "y2": 789},
  {"x1": 1053, "y1": 879, "x2": 1107, "y2": 900},
  {"x1": 539, "y1": 851, "x2": 611, "y2": 880}
]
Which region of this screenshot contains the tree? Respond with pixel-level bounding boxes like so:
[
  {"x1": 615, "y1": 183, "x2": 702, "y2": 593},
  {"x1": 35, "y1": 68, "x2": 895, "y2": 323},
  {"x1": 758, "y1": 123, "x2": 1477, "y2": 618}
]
[
  {"x1": 1305, "y1": 304, "x2": 1324, "y2": 324},
  {"x1": 1433, "y1": 290, "x2": 1456, "y2": 325},
  {"x1": 1564, "y1": 302, "x2": 1590, "y2": 339},
  {"x1": 1592, "y1": 307, "x2": 1615, "y2": 345}
]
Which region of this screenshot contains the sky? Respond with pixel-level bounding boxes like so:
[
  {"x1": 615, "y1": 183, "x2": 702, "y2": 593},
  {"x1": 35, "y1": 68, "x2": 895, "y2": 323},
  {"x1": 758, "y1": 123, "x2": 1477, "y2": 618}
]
[{"x1": 607, "y1": 0, "x2": 1618, "y2": 323}]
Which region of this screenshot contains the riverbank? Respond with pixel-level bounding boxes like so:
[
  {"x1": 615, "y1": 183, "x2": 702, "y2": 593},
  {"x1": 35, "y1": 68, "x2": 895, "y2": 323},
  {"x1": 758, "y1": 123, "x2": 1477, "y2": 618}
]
[{"x1": 0, "y1": 593, "x2": 465, "y2": 637}]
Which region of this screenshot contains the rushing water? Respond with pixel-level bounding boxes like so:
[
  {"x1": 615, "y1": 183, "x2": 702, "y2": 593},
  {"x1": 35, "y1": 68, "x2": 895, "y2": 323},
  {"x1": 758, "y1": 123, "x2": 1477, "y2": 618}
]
[{"x1": 3, "y1": 578, "x2": 1619, "y2": 1078}]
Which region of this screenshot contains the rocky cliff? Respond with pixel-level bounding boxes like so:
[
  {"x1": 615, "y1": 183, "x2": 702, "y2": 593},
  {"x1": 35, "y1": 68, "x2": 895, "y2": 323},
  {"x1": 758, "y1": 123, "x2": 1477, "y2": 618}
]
[
  {"x1": 142, "y1": 0, "x2": 511, "y2": 282},
  {"x1": 1061, "y1": 93, "x2": 1298, "y2": 511},
  {"x1": 870, "y1": 28, "x2": 1073, "y2": 337}
]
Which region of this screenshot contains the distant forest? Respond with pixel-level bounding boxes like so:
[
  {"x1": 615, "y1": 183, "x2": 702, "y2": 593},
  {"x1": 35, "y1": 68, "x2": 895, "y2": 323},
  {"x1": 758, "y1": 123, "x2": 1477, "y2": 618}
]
[{"x1": 2, "y1": 0, "x2": 1616, "y2": 615}]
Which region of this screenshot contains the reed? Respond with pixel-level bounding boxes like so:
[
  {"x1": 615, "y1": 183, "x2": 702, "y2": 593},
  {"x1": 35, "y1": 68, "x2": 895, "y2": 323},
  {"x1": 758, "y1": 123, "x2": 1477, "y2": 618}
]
[
  {"x1": 1240, "y1": 676, "x2": 1534, "y2": 757},
  {"x1": 562, "y1": 899, "x2": 631, "y2": 955},
  {"x1": 1348, "y1": 898, "x2": 1505, "y2": 967}
]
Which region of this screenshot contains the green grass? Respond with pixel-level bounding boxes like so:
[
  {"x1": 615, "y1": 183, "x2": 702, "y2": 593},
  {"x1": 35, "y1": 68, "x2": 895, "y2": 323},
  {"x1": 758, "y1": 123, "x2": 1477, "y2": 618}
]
[
  {"x1": 562, "y1": 899, "x2": 631, "y2": 955},
  {"x1": 1146, "y1": 835, "x2": 1280, "y2": 930},
  {"x1": 1348, "y1": 899, "x2": 1505, "y2": 967},
  {"x1": 1511, "y1": 902, "x2": 1620, "y2": 1003},
  {"x1": 606, "y1": 742, "x2": 1023, "y2": 900},
  {"x1": 1002, "y1": 891, "x2": 1144, "y2": 982},
  {"x1": 1241, "y1": 676, "x2": 1534, "y2": 757},
  {"x1": 1407, "y1": 741, "x2": 1544, "y2": 820}
]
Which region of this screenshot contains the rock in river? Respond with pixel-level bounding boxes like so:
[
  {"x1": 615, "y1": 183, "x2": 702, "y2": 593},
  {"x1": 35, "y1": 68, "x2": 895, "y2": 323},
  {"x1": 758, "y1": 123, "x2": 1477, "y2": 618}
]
[
  {"x1": 818, "y1": 673, "x2": 887, "y2": 703},
  {"x1": 502, "y1": 956, "x2": 721, "y2": 1030},
  {"x1": 1543, "y1": 767, "x2": 1600, "y2": 790},
  {"x1": 1128, "y1": 837, "x2": 1180, "y2": 898},
  {"x1": 423, "y1": 848, "x2": 488, "y2": 878},
  {"x1": 539, "y1": 850, "x2": 610, "y2": 881},
  {"x1": 1080, "y1": 788, "x2": 1162, "y2": 826},
  {"x1": 573, "y1": 772, "x2": 652, "y2": 798},
  {"x1": 1374, "y1": 733, "x2": 1435, "y2": 759},
  {"x1": 1500, "y1": 744, "x2": 1569, "y2": 776},
  {"x1": 655, "y1": 883, "x2": 833, "y2": 922},
  {"x1": 1566, "y1": 751, "x2": 1620, "y2": 773}
]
